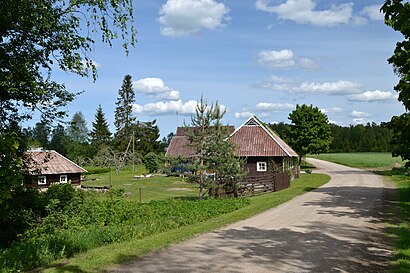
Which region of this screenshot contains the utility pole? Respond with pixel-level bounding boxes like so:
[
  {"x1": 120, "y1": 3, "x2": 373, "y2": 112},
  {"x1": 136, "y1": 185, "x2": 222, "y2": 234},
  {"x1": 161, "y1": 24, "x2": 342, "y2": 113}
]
[{"x1": 132, "y1": 131, "x2": 135, "y2": 172}]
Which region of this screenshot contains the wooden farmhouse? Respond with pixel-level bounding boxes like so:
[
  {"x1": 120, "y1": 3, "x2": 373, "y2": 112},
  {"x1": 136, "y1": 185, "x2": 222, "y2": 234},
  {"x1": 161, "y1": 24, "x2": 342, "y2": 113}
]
[
  {"x1": 26, "y1": 149, "x2": 87, "y2": 188},
  {"x1": 166, "y1": 116, "x2": 299, "y2": 194}
]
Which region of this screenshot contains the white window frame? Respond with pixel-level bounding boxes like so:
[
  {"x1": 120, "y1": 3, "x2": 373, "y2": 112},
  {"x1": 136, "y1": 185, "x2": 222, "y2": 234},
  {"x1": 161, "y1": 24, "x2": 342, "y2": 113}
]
[
  {"x1": 60, "y1": 174, "x2": 68, "y2": 184},
  {"x1": 257, "y1": 161, "x2": 267, "y2": 172},
  {"x1": 38, "y1": 176, "x2": 47, "y2": 185}
]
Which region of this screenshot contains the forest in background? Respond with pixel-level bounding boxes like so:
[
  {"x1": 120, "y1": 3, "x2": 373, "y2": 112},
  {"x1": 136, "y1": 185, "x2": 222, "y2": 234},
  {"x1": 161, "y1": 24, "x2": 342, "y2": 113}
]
[{"x1": 269, "y1": 122, "x2": 392, "y2": 154}]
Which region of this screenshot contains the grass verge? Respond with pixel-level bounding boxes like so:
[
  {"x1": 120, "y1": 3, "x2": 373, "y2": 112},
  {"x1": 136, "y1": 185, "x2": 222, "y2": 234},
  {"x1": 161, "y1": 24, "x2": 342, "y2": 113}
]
[
  {"x1": 44, "y1": 173, "x2": 330, "y2": 273},
  {"x1": 308, "y1": 152, "x2": 404, "y2": 169},
  {"x1": 379, "y1": 168, "x2": 410, "y2": 273}
]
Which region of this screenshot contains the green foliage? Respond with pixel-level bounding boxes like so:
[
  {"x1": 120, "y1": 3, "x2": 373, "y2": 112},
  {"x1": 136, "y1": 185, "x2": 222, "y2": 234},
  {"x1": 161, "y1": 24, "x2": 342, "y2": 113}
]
[
  {"x1": 89, "y1": 105, "x2": 112, "y2": 154},
  {"x1": 269, "y1": 122, "x2": 393, "y2": 153},
  {"x1": 143, "y1": 152, "x2": 163, "y2": 173},
  {"x1": 114, "y1": 74, "x2": 136, "y2": 151},
  {"x1": 186, "y1": 97, "x2": 245, "y2": 198},
  {"x1": 0, "y1": 130, "x2": 27, "y2": 205},
  {"x1": 44, "y1": 173, "x2": 330, "y2": 272},
  {"x1": 382, "y1": 0, "x2": 410, "y2": 110},
  {"x1": 382, "y1": 1, "x2": 410, "y2": 167},
  {"x1": 0, "y1": 0, "x2": 135, "y2": 207},
  {"x1": 132, "y1": 120, "x2": 161, "y2": 155},
  {"x1": 388, "y1": 113, "x2": 410, "y2": 168},
  {"x1": 288, "y1": 104, "x2": 332, "y2": 164},
  {"x1": 66, "y1": 111, "x2": 90, "y2": 163},
  {"x1": 0, "y1": 188, "x2": 249, "y2": 272},
  {"x1": 48, "y1": 124, "x2": 68, "y2": 156}
]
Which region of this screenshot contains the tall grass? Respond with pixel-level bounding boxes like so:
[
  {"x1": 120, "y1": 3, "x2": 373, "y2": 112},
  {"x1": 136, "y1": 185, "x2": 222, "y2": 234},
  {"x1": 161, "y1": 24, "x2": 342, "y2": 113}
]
[
  {"x1": 44, "y1": 173, "x2": 330, "y2": 273},
  {"x1": 0, "y1": 190, "x2": 248, "y2": 273}
]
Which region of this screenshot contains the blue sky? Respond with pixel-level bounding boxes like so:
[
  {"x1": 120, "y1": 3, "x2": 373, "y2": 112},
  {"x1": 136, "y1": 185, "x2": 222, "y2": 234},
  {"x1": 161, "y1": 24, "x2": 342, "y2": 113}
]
[{"x1": 49, "y1": 0, "x2": 403, "y2": 137}]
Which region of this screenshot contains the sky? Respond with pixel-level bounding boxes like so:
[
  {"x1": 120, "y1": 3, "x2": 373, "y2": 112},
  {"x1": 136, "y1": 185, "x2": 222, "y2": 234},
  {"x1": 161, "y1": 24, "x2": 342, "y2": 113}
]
[{"x1": 48, "y1": 0, "x2": 404, "y2": 138}]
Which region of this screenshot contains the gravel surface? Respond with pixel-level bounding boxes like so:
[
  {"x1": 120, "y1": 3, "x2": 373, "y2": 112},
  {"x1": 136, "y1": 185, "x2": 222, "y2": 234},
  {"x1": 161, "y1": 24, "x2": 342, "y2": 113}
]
[{"x1": 111, "y1": 158, "x2": 395, "y2": 273}]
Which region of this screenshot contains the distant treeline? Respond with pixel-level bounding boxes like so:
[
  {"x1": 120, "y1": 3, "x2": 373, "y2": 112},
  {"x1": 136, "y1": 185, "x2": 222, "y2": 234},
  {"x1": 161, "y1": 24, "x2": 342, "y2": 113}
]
[{"x1": 269, "y1": 122, "x2": 392, "y2": 153}]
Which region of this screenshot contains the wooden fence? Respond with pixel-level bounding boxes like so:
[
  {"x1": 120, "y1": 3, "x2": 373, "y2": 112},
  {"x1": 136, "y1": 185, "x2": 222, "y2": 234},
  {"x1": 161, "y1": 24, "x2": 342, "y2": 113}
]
[{"x1": 237, "y1": 172, "x2": 290, "y2": 197}]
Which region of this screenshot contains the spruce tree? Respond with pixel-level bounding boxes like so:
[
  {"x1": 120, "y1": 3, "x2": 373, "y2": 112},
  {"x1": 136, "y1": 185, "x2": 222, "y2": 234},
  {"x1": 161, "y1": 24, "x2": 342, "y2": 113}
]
[
  {"x1": 90, "y1": 105, "x2": 112, "y2": 150},
  {"x1": 114, "y1": 74, "x2": 136, "y2": 151}
]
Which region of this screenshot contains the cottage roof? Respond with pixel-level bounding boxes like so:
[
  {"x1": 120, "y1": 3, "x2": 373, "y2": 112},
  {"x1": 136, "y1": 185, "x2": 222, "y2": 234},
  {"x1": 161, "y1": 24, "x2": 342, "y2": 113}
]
[
  {"x1": 165, "y1": 126, "x2": 235, "y2": 157},
  {"x1": 26, "y1": 150, "x2": 87, "y2": 175},
  {"x1": 227, "y1": 116, "x2": 298, "y2": 157}
]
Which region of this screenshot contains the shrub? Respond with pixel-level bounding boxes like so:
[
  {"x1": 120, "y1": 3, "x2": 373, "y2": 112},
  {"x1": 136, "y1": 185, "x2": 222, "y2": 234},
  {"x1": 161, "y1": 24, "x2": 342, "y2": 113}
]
[
  {"x1": 143, "y1": 152, "x2": 163, "y2": 173},
  {"x1": 0, "y1": 196, "x2": 249, "y2": 272}
]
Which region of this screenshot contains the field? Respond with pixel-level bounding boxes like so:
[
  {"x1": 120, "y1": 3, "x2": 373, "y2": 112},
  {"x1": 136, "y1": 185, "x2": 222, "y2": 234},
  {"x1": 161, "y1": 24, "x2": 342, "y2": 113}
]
[
  {"x1": 82, "y1": 165, "x2": 199, "y2": 202},
  {"x1": 42, "y1": 172, "x2": 330, "y2": 273},
  {"x1": 308, "y1": 152, "x2": 404, "y2": 169}
]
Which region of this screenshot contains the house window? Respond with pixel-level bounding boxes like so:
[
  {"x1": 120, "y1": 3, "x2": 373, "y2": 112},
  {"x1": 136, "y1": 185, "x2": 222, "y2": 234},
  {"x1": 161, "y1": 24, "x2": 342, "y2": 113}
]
[
  {"x1": 60, "y1": 175, "x2": 68, "y2": 184},
  {"x1": 38, "y1": 176, "x2": 47, "y2": 185},
  {"x1": 257, "y1": 161, "x2": 267, "y2": 172}
]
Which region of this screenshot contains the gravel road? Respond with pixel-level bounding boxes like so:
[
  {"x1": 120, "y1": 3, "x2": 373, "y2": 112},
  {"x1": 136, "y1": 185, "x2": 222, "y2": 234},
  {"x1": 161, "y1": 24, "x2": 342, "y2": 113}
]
[{"x1": 111, "y1": 158, "x2": 395, "y2": 273}]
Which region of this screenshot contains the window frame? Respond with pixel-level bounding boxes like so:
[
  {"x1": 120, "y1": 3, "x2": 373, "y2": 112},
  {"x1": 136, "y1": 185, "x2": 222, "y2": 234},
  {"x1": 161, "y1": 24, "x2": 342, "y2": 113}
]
[
  {"x1": 38, "y1": 175, "x2": 47, "y2": 185},
  {"x1": 60, "y1": 174, "x2": 68, "y2": 184},
  {"x1": 256, "y1": 161, "x2": 267, "y2": 172}
]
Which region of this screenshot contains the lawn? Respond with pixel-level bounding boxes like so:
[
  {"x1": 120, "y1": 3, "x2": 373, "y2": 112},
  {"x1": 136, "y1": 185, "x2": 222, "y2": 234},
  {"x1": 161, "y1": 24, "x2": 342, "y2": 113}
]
[
  {"x1": 308, "y1": 152, "x2": 405, "y2": 169},
  {"x1": 44, "y1": 172, "x2": 330, "y2": 273},
  {"x1": 82, "y1": 165, "x2": 199, "y2": 202}
]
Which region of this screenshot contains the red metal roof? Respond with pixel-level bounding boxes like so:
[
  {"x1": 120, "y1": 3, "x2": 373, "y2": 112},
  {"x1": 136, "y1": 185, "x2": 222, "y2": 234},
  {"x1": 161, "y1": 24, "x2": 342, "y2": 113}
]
[
  {"x1": 227, "y1": 116, "x2": 298, "y2": 157},
  {"x1": 26, "y1": 150, "x2": 87, "y2": 175}
]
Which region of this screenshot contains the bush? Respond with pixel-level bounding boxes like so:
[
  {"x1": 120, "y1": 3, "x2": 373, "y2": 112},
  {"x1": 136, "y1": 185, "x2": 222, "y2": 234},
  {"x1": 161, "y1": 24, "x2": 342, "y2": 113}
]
[
  {"x1": 0, "y1": 195, "x2": 249, "y2": 272},
  {"x1": 143, "y1": 152, "x2": 163, "y2": 173}
]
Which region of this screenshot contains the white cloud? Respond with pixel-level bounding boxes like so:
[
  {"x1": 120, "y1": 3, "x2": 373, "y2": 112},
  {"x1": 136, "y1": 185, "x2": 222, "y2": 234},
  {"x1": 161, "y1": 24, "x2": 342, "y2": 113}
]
[
  {"x1": 256, "y1": 102, "x2": 295, "y2": 111},
  {"x1": 353, "y1": 118, "x2": 368, "y2": 125},
  {"x1": 320, "y1": 107, "x2": 344, "y2": 114},
  {"x1": 159, "y1": 0, "x2": 230, "y2": 37},
  {"x1": 133, "y1": 100, "x2": 227, "y2": 116},
  {"x1": 258, "y1": 49, "x2": 318, "y2": 70},
  {"x1": 133, "y1": 100, "x2": 197, "y2": 115},
  {"x1": 293, "y1": 80, "x2": 362, "y2": 95},
  {"x1": 235, "y1": 111, "x2": 255, "y2": 119},
  {"x1": 361, "y1": 5, "x2": 383, "y2": 21},
  {"x1": 255, "y1": 0, "x2": 353, "y2": 27},
  {"x1": 133, "y1": 77, "x2": 180, "y2": 100},
  {"x1": 347, "y1": 90, "x2": 397, "y2": 102},
  {"x1": 258, "y1": 49, "x2": 295, "y2": 69},
  {"x1": 350, "y1": 110, "x2": 370, "y2": 118}
]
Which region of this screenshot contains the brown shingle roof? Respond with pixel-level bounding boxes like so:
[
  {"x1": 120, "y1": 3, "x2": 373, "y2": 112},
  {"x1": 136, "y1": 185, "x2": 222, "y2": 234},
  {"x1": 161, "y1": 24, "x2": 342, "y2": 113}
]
[
  {"x1": 165, "y1": 136, "x2": 196, "y2": 157},
  {"x1": 227, "y1": 116, "x2": 298, "y2": 157},
  {"x1": 26, "y1": 150, "x2": 87, "y2": 175},
  {"x1": 166, "y1": 126, "x2": 235, "y2": 157}
]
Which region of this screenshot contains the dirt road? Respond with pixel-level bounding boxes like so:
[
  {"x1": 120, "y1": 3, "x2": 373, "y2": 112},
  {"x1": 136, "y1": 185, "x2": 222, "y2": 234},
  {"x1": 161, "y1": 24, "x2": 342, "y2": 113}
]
[{"x1": 112, "y1": 158, "x2": 394, "y2": 273}]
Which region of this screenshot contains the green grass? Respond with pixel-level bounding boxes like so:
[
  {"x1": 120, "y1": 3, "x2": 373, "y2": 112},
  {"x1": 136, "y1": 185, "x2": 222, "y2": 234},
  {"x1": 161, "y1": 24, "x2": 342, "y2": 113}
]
[
  {"x1": 44, "y1": 173, "x2": 330, "y2": 273},
  {"x1": 82, "y1": 165, "x2": 198, "y2": 202},
  {"x1": 378, "y1": 168, "x2": 410, "y2": 273},
  {"x1": 309, "y1": 152, "x2": 405, "y2": 169}
]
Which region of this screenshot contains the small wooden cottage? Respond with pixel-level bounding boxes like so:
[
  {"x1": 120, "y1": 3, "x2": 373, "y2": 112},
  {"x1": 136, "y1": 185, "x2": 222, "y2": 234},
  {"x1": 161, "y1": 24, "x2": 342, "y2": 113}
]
[
  {"x1": 26, "y1": 149, "x2": 87, "y2": 188},
  {"x1": 166, "y1": 116, "x2": 299, "y2": 194},
  {"x1": 227, "y1": 116, "x2": 299, "y2": 193}
]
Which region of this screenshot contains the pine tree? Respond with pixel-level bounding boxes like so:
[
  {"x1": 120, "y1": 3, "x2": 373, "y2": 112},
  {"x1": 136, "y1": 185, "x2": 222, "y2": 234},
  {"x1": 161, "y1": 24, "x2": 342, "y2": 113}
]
[
  {"x1": 114, "y1": 74, "x2": 136, "y2": 151},
  {"x1": 49, "y1": 124, "x2": 67, "y2": 156},
  {"x1": 90, "y1": 105, "x2": 111, "y2": 151}
]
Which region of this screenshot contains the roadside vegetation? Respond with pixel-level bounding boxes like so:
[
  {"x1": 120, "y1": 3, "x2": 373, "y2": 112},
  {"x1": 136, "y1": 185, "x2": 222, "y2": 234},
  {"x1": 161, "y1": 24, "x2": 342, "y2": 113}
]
[
  {"x1": 308, "y1": 152, "x2": 404, "y2": 169},
  {"x1": 42, "y1": 173, "x2": 329, "y2": 273},
  {"x1": 0, "y1": 172, "x2": 329, "y2": 273}
]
